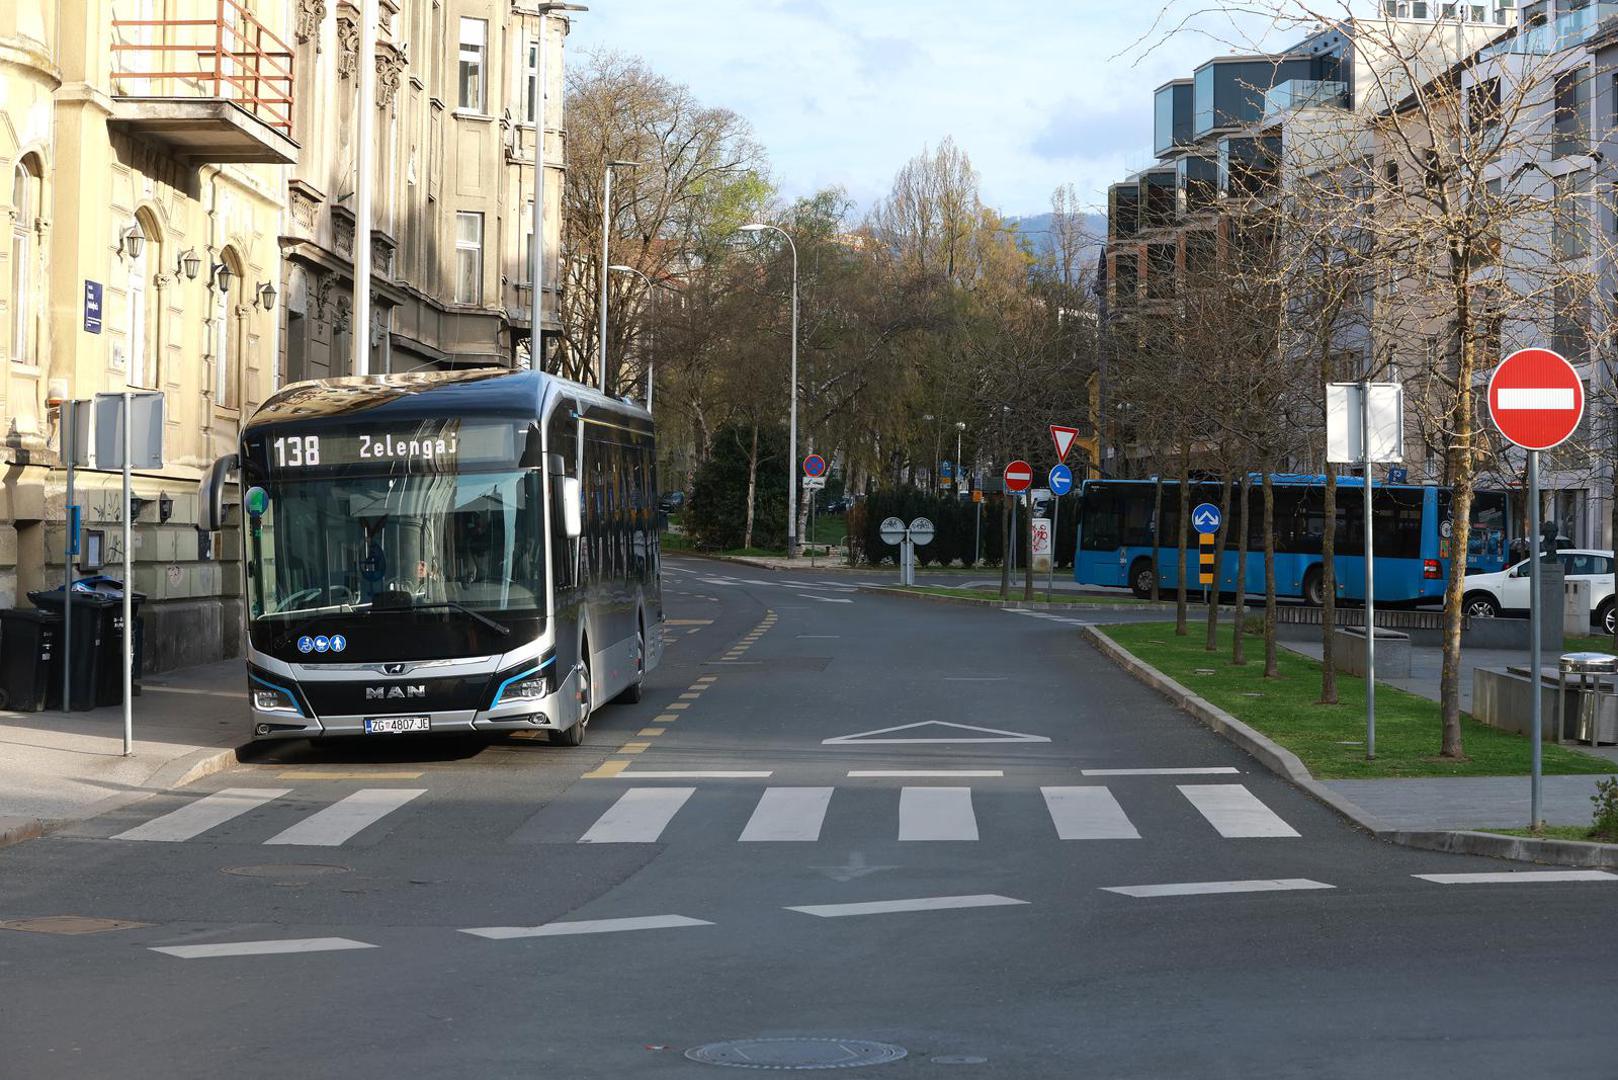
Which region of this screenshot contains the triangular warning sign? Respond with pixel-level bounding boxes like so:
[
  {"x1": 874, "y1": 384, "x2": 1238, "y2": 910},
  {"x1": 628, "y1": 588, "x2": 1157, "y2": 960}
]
[
  {"x1": 1049, "y1": 425, "x2": 1079, "y2": 464},
  {"x1": 822, "y1": 721, "x2": 1052, "y2": 745}
]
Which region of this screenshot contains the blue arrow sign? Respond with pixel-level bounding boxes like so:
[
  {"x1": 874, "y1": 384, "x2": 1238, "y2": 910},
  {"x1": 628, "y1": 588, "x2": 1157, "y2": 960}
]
[
  {"x1": 1048, "y1": 463, "x2": 1073, "y2": 496},
  {"x1": 1192, "y1": 503, "x2": 1222, "y2": 535}
]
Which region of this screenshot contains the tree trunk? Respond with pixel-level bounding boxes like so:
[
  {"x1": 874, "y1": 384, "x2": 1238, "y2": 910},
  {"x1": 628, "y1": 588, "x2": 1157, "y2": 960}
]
[
  {"x1": 743, "y1": 423, "x2": 759, "y2": 550},
  {"x1": 1233, "y1": 472, "x2": 1250, "y2": 666},
  {"x1": 797, "y1": 438, "x2": 814, "y2": 552},
  {"x1": 1439, "y1": 297, "x2": 1478, "y2": 760},
  {"x1": 1319, "y1": 469, "x2": 1339, "y2": 704},
  {"x1": 1175, "y1": 448, "x2": 1191, "y2": 636},
  {"x1": 1023, "y1": 491, "x2": 1035, "y2": 602},
  {"x1": 1205, "y1": 475, "x2": 1233, "y2": 651},
  {"x1": 1151, "y1": 475, "x2": 1164, "y2": 602},
  {"x1": 1263, "y1": 470, "x2": 1278, "y2": 678}
]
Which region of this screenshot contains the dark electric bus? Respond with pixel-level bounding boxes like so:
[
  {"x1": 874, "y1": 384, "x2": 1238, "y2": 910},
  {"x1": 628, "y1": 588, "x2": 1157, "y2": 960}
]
[{"x1": 198, "y1": 368, "x2": 663, "y2": 745}]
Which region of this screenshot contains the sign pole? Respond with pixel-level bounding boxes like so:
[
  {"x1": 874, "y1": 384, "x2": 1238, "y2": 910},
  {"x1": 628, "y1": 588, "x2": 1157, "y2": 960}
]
[
  {"x1": 122, "y1": 391, "x2": 133, "y2": 757},
  {"x1": 1528, "y1": 448, "x2": 1543, "y2": 828},
  {"x1": 63, "y1": 400, "x2": 74, "y2": 714},
  {"x1": 1048, "y1": 497, "x2": 1058, "y2": 599},
  {"x1": 1362, "y1": 379, "x2": 1376, "y2": 761}
]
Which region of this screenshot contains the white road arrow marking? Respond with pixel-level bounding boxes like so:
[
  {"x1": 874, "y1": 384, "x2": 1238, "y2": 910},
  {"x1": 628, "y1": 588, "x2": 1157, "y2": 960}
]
[{"x1": 822, "y1": 720, "x2": 1051, "y2": 744}]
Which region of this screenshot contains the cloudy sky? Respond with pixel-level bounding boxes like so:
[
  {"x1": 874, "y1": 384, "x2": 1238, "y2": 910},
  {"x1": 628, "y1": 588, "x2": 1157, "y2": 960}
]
[{"x1": 566, "y1": 0, "x2": 1283, "y2": 220}]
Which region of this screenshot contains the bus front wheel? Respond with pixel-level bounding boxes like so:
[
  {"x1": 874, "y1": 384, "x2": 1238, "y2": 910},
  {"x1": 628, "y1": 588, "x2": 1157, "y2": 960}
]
[
  {"x1": 551, "y1": 644, "x2": 590, "y2": 748},
  {"x1": 1129, "y1": 559, "x2": 1156, "y2": 600},
  {"x1": 1302, "y1": 568, "x2": 1324, "y2": 607}
]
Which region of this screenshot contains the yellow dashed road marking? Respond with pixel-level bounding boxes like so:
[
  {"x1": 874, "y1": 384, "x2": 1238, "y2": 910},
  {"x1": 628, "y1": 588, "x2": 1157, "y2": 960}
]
[
  {"x1": 668, "y1": 702, "x2": 690, "y2": 710},
  {"x1": 582, "y1": 760, "x2": 631, "y2": 779},
  {"x1": 620, "y1": 742, "x2": 651, "y2": 754},
  {"x1": 655, "y1": 713, "x2": 679, "y2": 723},
  {"x1": 639, "y1": 727, "x2": 666, "y2": 737},
  {"x1": 277, "y1": 771, "x2": 425, "y2": 781}
]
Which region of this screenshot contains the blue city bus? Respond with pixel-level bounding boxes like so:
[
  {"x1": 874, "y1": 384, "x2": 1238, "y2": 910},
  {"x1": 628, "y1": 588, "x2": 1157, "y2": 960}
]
[{"x1": 1073, "y1": 475, "x2": 1514, "y2": 604}]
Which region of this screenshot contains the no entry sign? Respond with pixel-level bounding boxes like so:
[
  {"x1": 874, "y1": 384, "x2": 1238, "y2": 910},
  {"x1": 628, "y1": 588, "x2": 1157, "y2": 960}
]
[
  {"x1": 1488, "y1": 348, "x2": 1584, "y2": 451},
  {"x1": 1003, "y1": 459, "x2": 1033, "y2": 493}
]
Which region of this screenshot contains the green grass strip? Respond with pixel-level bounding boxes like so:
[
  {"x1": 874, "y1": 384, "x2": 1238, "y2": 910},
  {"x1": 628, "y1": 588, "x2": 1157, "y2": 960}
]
[{"x1": 1100, "y1": 622, "x2": 1615, "y2": 780}]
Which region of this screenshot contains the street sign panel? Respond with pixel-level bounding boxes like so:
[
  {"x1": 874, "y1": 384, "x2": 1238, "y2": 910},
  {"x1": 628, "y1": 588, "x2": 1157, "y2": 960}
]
[
  {"x1": 1326, "y1": 383, "x2": 1404, "y2": 464},
  {"x1": 1048, "y1": 463, "x2": 1073, "y2": 496},
  {"x1": 908, "y1": 517, "x2": 935, "y2": 546},
  {"x1": 802, "y1": 453, "x2": 827, "y2": 477},
  {"x1": 940, "y1": 460, "x2": 953, "y2": 478},
  {"x1": 801, "y1": 475, "x2": 826, "y2": 490},
  {"x1": 1488, "y1": 348, "x2": 1585, "y2": 451},
  {"x1": 879, "y1": 516, "x2": 907, "y2": 545},
  {"x1": 1049, "y1": 425, "x2": 1079, "y2": 464},
  {"x1": 1003, "y1": 459, "x2": 1033, "y2": 493},
  {"x1": 83, "y1": 281, "x2": 103, "y2": 334},
  {"x1": 1388, "y1": 467, "x2": 1409, "y2": 484},
  {"x1": 1192, "y1": 502, "x2": 1221, "y2": 535},
  {"x1": 93, "y1": 391, "x2": 165, "y2": 469}
]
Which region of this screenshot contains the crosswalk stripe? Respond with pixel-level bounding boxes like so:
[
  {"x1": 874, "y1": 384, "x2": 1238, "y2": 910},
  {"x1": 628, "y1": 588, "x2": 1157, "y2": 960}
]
[
  {"x1": 150, "y1": 937, "x2": 377, "y2": 959},
  {"x1": 262, "y1": 789, "x2": 426, "y2": 847},
  {"x1": 1178, "y1": 784, "x2": 1299, "y2": 838},
  {"x1": 787, "y1": 894, "x2": 1028, "y2": 918},
  {"x1": 1414, "y1": 870, "x2": 1618, "y2": 885},
  {"x1": 1103, "y1": 878, "x2": 1333, "y2": 898},
  {"x1": 578, "y1": 787, "x2": 695, "y2": 843},
  {"x1": 112, "y1": 788, "x2": 291, "y2": 843},
  {"x1": 1082, "y1": 768, "x2": 1240, "y2": 777},
  {"x1": 899, "y1": 786, "x2": 977, "y2": 841},
  {"x1": 461, "y1": 915, "x2": 712, "y2": 939},
  {"x1": 1041, "y1": 786, "x2": 1141, "y2": 840},
  {"x1": 739, "y1": 787, "x2": 833, "y2": 842}
]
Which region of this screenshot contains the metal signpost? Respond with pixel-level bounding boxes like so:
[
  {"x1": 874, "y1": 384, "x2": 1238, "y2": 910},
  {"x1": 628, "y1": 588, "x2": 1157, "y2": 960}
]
[
  {"x1": 61, "y1": 400, "x2": 90, "y2": 712},
  {"x1": 1327, "y1": 380, "x2": 1404, "y2": 761},
  {"x1": 1048, "y1": 463, "x2": 1072, "y2": 596},
  {"x1": 879, "y1": 516, "x2": 908, "y2": 584},
  {"x1": 94, "y1": 391, "x2": 165, "y2": 756},
  {"x1": 1487, "y1": 348, "x2": 1585, "y2": 828}
]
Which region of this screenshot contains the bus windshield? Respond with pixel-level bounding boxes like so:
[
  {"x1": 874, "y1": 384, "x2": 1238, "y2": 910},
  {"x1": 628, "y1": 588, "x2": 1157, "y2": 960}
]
[{"x1": 245, "y1": 469, "x2": 546, "y2": 621}]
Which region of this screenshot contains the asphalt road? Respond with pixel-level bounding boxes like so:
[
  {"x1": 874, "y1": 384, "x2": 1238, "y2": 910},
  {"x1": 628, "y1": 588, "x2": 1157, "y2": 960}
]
[{"x1": 2, "y1": 556, "x2": 1614, "y2": 1079}]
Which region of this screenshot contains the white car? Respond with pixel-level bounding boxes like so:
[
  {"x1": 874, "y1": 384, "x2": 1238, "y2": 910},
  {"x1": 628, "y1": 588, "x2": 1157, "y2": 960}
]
[{"x1": 1463, "y1": 548, "x2": 1615, "y2": 634}]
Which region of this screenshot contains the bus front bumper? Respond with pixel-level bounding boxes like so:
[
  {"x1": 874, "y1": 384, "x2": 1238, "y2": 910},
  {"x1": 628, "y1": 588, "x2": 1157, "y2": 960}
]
[{"x1": 249, "y1": 675, "x2": 581, "y2": 740}]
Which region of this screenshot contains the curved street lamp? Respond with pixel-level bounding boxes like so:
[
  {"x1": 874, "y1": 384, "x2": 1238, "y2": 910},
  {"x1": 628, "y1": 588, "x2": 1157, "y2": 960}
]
[
  {"x1": 736, "y1": 222, "x2": 800, "y2": 557},
  {"x1": 608, "y1": 263, "x2": 656, "y2": 411}
]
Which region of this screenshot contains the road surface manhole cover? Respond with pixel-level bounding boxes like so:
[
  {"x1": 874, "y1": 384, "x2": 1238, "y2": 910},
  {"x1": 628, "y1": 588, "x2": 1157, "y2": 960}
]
[
  {"x1": 221, "y1": 863, "x2": 349, "y2": 884},
  {"x1": 685, "y1": 1038, "x2": 907, "y2": 1070}
]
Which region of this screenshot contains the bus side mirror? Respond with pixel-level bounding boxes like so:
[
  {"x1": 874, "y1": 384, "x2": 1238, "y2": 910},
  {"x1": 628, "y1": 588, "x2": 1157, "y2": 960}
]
[
  {"x1": 562, "y1": 477, "x2": 582, "y2": 539},
  {"x1": 197, "y1": 453, "x2": 238, "y2": 532}
]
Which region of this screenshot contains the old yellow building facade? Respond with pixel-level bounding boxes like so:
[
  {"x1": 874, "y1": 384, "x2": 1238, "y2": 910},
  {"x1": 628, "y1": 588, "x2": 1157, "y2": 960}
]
[{"x1": 0, "y1": 0, "x2": 569, "y2": 672}]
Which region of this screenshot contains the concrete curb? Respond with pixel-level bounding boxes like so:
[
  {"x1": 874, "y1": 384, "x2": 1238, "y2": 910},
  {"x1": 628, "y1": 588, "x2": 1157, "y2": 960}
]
[
  {"x1": 1082, "y1": 625, "x2": 1618, "y2": 868},
  {"x1": 858, "y1": 585, "x2": 1171, "y2": 615},
  {"x1": 670, "y1": 550, "x2": 857, "y2": 573},
  {"x1": 0, "y1": 739, "x2": 251, "y2": 853}
]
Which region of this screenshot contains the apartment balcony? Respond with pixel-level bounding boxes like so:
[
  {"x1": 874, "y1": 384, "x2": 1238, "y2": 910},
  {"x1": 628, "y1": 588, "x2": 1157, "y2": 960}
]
[
  {"x1": 1263, "y1": 79, "x2": 1347, "y2": 120},
  {"x1": 107, "y1": 0, "x2": 297, "y2": 165},
  {"x1": 1485, "y1": 2, "x2": 1618, "y2": 55}
]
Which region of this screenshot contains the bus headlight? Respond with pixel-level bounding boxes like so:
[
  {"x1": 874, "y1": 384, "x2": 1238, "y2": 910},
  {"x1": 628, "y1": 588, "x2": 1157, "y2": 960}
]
[
  {"x1": 503, "y1": 676, "x2": 549, "y2": 702},
  {"x1": 490, "y1": 656, "x2": 556, "y2": 708},
  {"x1": 251, "y1": 680, "x2": 300, "y2": 714}
]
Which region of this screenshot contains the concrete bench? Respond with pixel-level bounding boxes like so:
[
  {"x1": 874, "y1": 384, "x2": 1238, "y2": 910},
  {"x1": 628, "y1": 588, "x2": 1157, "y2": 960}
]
[
  {"x1": 1473, "y1": 665, "x2": 1581, "y2": 742},
  {"x1": 1332, "y1": 626, "x2": 1411, "y2": 679}
]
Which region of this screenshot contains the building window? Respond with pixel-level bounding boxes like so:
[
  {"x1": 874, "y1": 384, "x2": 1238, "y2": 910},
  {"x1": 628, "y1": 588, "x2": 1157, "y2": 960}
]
[
  {"x1": 458, "y1": 18, "x2": 486, "y2": 112},
  {"x1": 213, "y1": 250, "x2": 242, "y2": 408},
  {"x1": 1554, "y1": 68, "x2": 1589, "y2": 158},
  {"x1": 1553, "y1": 169, "x2": 1589, "y2": 259},
  {"x1": 1384, "y1": 158, "x2": 1399, "y2": 188},
  {"x1": 525, "y1": 38, "x2": 540, "y2": 123},
  {"x1": 10, "y1": 157, "x2": 41, "y2": 367},
  {"x1": 1469, "y1": 77, "x2": 1501, "y2": 133},
  {"x1": 455, "y1": 211, "x2": 483, "y2": 304},
  {"x1": 1552, "y1": 284, "x2": 1589, "y2": 360},
  {"x1": 128, "y1": 210, "x2": 161, "y2": 388}
]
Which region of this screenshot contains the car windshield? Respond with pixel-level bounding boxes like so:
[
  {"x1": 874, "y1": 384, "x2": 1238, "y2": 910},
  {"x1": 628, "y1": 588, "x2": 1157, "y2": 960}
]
[{"x1": 245, "y1": 470, "x2": 546, "y2": 620}]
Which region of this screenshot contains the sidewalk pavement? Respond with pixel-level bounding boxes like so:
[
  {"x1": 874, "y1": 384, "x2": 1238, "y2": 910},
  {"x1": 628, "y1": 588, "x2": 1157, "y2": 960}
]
[
  {"x1": 1282, "y1": 635, "x2": 1617, "y2": 827},
  {"x1": 0, "y1": 660, "x2": 249, "y2": 846}
]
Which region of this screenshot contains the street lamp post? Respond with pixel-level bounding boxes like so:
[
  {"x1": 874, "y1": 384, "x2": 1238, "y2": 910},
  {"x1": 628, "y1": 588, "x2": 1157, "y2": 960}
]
[
  {"x1": 738, "y1": 223, "x2": 800, "y2": 557},
  {"x1": 528, "y1": 4, "x2": 589, "y2": 372},
  {"x1": 599, "y1": 159, "x2": 640, "y2": 392},
  {"x1": 608, "y1": 263, "x2": 657, "y2": 411},
  {"x1": 955, "y1": 421, "x2": 966, "y2": 494}
]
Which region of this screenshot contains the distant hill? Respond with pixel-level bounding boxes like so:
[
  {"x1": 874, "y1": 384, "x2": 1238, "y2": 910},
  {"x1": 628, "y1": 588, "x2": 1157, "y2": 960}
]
[{"x1": 1007, "y1": 212, "x2": 1107, "y2": 266}]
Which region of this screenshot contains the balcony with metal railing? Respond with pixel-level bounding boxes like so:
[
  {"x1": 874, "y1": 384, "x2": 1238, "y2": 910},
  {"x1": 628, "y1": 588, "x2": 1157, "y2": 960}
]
[
  {"x1": 107, "y1": 0, "x2": 297, "y2": 164},
  {"x1": 1483, "y1": 2, "x2": 1618, "y2": 55},
  {"x1": 1263, "y1": 79, "x2": 1348, "y2": 120}
]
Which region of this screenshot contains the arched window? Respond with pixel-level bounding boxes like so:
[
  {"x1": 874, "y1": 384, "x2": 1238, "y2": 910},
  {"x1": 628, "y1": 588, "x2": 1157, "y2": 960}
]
[
  {"x1": 10, "y1": 156, "x2": 42, "y2": 367},
  {"x1": 213, "y1": 247, "x2": 244, "y2": 409},
  {"x1": 129, "y1": 208, "x2": 162, "y2": 388}
]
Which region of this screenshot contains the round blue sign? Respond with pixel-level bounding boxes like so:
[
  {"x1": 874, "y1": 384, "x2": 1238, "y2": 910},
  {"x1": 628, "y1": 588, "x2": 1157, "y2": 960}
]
[
  {"x1": 1192, "y1": 503, "x2": 1223, "y2": 535},
  {"x1": 1048, "y1": 463, "x2": 1073, "y2": 496},
  {"x1": 313, "y1": 635, "x2": 331, "y2": 654},
  {"x1": 296, "y1": 635, "x2": 315, "y2": 655},
  {"x1": 330, "y1": 634, "x2": 347, "y2": 653}
]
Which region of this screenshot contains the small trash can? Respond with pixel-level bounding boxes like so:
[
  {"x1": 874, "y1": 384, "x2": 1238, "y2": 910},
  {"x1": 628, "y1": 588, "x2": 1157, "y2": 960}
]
[
  {"x1": 29, "y1": 577, "x2": 146, "y2": 708},
  {"x1": 0, "y1": 608, "x2": 61, "y2": 712},
  {"x1": 1557, "y1": 652, "x2": 1618, "y2": 745}
]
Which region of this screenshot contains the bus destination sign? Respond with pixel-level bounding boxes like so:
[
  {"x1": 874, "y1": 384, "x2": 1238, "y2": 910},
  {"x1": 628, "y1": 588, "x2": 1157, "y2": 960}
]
[{"x1": 263, "y1": 420, "x2": 518, "y2": 472}]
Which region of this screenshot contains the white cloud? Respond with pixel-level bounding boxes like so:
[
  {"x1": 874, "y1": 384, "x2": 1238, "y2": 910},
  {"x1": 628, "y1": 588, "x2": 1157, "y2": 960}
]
[{"x1": 566, "y1": 0, "x2": 1276, "y2": 218}]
